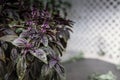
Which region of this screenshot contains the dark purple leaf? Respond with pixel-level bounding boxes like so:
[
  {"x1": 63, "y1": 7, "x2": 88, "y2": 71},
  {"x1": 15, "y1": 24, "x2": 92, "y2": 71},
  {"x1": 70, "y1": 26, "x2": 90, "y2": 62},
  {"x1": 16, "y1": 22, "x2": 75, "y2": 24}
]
[
  {"x1": 30, "y1": 49, "x2": 48, "y2": 64},
  {"x1": 49, "y1": 60, "x2": 57, "y2": 68},
  {"x1": 12, "y1": 38, "x2": 27, "y2": 47},
  {"x1": 10, "y1": 48, "x2": 18, "y2": 61}
]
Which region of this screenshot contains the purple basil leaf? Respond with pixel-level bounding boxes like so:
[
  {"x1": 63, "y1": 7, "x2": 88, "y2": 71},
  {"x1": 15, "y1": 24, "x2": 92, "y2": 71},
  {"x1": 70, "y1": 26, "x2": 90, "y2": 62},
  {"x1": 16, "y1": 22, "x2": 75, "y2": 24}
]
[
  {"x1": 12, "y1": 38, "x2": 27, "y2": 47},
  {"x1": 49, "y1": 59, "x2": 57, "y2": 68},
  {"x1": 20, "y1": 30, "x2": 29, "y2": 38},
  {"x1": 30, "y1": 49, "x2": 48, "y2": 64}
]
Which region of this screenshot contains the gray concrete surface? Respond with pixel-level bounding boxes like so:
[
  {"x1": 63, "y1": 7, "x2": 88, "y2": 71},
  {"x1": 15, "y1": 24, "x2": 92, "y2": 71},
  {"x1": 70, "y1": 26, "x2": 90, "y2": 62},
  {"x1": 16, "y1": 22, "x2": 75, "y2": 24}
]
[{"x1": 64, "y1": 59, "x2": 120, "y2": 80}]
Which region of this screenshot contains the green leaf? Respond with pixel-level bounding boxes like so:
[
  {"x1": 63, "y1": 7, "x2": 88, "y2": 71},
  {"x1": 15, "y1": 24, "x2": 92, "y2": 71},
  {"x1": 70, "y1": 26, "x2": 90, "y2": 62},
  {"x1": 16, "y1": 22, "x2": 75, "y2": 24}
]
[
  {"x1": 41, "y1": 65, "x2": 50, "y2": 77},
  {"x1": 9, "y1": 20, "x2": 19, "y2": 28},
  {"x1": 30, "y1": 49, "x2": 48, "y2": 64},
  {"x1": 40, "y1": 64, "x2": 53, "y2": 80},
  {"x1": 52, "y1": 45, "x2": 61, "y2": 56},
  {"x1": 43, "y1": 46, "x2": 56, "y2": 55},
  {"x1": 89, "y1": 71, "x2": 117, "y2": 80},
  {"x1": 64, "y1": 30, "x2": 70, "y2": 41},
  {"x1": 16, "y1": 28, "x2": 23, "y2": 33},
  {"x1": 0, "y1": 47, "x2": 6, "y2": 62},
  {"x1": 26, "y1": 53, "x2": 34, "y2": 63},
  {"x1": 0, "y1": 35, "x2": 18, "y2": 42},
  {"x1": 16, "y1": 56, "x2": 26, "y2": 80},
  {"x1": 56, "y1": 42, "x2": 64, "y2": 50},
  {"x1": 55, "y1": 44, "x2": 64, "y2": 56}
]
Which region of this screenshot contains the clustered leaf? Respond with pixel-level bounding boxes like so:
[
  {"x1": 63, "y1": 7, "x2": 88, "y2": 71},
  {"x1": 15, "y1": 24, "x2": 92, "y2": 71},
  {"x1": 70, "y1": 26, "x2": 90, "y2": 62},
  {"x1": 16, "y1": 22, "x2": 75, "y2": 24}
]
[
  {"x1": 0, "y1": 0, "x2": 73, "y2": 80},
  {"x1": 88, "y1": 71, "x2": 117, "y2": 80}
]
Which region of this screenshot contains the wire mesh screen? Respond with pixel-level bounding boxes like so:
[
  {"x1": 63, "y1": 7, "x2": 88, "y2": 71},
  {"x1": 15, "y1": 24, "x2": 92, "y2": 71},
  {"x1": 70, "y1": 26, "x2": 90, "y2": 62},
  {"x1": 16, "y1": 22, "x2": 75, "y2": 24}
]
[{"x1": 62, "y1": 0, "x2": 120, "y2": 64}]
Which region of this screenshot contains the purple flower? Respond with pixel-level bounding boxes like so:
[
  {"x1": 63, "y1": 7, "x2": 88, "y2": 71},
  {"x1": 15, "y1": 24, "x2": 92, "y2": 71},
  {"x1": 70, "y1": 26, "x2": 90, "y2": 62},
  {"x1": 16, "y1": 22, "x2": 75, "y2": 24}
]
[
  {"x1": 26, "y1": 20, "x2": 37, "y2": 27},
  {"x1": 41, "y1": 28, "x2": 46, "y2": 33},
  {"x1": 40, "y1": 20, "x2": 50, "y2": 33},
  {"x1": 26, "y1": 20, "x2": 33, "y2": 26},
  {"x1": 41, "y1": 21, "x2": 50, "y2": 28},
  {"x1": 41, "y1": 10, "x2": 51, "y2": 19},
  {"x1": 27, "y1": 27, "x2": 32, "y2": 31},
  {"x1": 31, "y1": 7, "x2": 40, "y2": 18}
]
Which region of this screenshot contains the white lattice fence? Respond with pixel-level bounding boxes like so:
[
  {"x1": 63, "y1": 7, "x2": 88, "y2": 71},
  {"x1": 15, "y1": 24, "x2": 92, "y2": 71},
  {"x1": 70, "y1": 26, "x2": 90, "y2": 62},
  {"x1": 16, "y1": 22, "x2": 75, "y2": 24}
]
[{"x1": 62, "y1": 0, "x2": 120, "y2": 64}]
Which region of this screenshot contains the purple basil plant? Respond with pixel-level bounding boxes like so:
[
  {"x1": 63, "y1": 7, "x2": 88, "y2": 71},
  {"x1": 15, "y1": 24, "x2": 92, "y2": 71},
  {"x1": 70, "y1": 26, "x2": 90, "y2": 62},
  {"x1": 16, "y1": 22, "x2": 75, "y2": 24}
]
[{"x1": 0, "y1": 0, "x2": 73, "y2": 80}]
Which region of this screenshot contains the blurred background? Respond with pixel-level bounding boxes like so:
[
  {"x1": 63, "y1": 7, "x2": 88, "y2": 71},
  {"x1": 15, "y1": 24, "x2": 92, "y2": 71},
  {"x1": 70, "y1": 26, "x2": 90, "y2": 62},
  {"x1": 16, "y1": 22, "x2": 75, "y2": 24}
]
[{"x1": 61, "y1": 0, "x2": 120, "y2": 80}]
